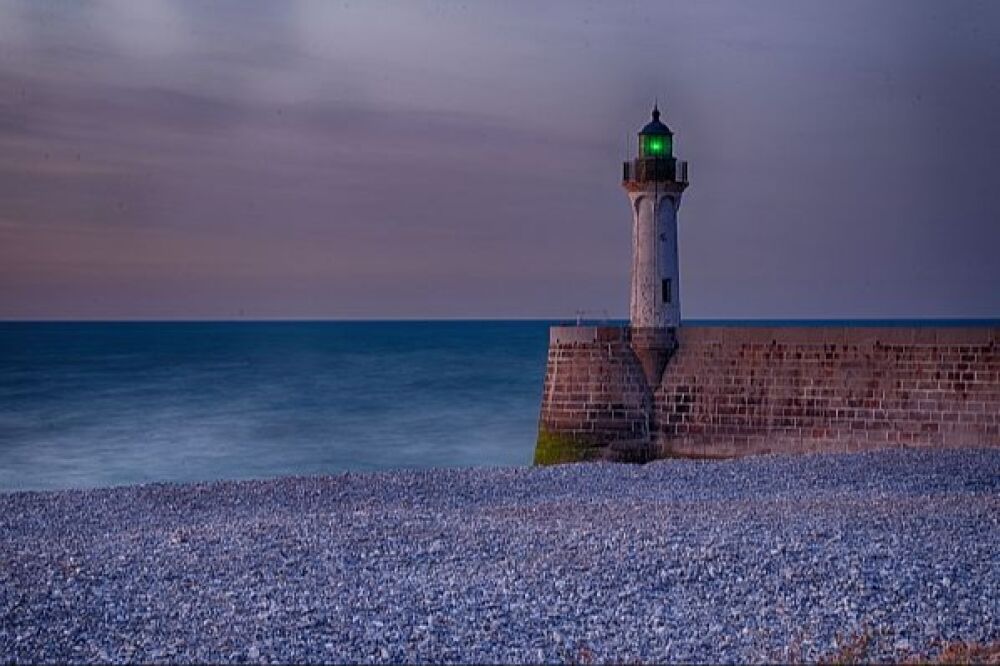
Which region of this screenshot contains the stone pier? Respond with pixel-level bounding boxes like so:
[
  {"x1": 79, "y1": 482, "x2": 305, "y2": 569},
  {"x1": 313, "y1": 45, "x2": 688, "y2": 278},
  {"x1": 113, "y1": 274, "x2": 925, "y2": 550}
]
[{"x1": 535, "y1": 324, "x2": 1000, "y2": 463}]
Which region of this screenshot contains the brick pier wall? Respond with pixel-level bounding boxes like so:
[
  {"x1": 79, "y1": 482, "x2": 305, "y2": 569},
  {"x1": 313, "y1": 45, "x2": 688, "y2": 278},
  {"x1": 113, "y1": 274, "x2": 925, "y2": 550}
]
[
  {"x1": 655, "y1": 327, "x2": 1000, "y2": 457},
  {"x1": 535, "y1": 325, "x2": 1000, "y2": 463},
  {"x1": 534, "y1": 326, "x2": 653, "y2": 464}
]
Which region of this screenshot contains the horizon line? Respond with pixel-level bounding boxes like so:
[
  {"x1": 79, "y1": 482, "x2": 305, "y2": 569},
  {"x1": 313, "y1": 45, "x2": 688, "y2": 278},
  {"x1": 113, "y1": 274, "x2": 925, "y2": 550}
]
[{"x1": 2, "y1": 317, "x2": 999, "y2": 325}]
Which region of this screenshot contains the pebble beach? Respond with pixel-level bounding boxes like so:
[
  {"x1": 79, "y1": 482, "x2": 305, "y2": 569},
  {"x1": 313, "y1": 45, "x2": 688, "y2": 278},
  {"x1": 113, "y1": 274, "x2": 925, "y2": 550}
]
[{"x1": 2, "y1": 448, "x2": 998, "y2": 664}]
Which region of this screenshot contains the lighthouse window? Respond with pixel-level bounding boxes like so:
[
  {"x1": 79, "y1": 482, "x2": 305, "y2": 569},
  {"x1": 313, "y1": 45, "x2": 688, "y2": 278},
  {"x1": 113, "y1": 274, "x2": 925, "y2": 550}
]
[{"x1": 662, "y1": 279, "x2": 672, "y2": 304}]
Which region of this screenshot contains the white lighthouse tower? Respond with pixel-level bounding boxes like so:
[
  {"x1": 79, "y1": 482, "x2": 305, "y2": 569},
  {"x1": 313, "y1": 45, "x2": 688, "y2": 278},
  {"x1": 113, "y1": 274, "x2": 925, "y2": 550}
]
[
  {"x1": 623, "y1": 103, "x2": 688, "y2": 329},
  {"x1": 622, "y1": 104, "x2": 688, "y2": 385}
]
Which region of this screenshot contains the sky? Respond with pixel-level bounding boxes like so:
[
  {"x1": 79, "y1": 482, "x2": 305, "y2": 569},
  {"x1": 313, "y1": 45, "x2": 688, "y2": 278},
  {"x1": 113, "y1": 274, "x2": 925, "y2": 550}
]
[{"x1": 1, "y1": 0, "x2": 999, "y2": 320}]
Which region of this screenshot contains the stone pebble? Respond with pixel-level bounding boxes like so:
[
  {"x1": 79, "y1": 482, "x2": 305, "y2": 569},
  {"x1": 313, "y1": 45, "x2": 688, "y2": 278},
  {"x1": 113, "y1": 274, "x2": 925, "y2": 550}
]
[{"x1": 1, "y1": 448, "x2": 998, "y2": 663}]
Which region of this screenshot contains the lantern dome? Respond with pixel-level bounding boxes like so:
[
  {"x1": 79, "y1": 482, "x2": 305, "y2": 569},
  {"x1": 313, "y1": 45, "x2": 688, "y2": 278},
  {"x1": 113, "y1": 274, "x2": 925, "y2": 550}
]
[{"x1": 639, "y1": 104, "x2": 672, "y2": 136}]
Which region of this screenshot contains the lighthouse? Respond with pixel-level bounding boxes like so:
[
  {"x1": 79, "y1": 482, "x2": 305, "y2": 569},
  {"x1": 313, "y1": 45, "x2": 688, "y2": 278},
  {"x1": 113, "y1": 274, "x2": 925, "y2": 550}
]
[
  {"x1": 622, "y1": 104, "x2": 688, "y2": 385},
  {"x1": 535, "y1": 105, "x2": 1000, "y2": 466},
  {"x1": 623, "y1": 103, "x2": 688, "y2": 328}
]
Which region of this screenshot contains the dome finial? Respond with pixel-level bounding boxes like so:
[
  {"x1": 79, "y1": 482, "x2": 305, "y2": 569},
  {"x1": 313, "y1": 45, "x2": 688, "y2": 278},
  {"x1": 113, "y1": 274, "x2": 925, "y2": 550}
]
[{"x1": 652, "y1": 100, "x2": 660, "y2": 122}]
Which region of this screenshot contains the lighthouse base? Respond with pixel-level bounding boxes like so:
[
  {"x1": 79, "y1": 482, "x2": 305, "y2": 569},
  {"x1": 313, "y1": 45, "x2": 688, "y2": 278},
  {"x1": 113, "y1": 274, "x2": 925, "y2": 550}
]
[{"x1": 629, "y1": 327, "x2": 678, "y2": 388}]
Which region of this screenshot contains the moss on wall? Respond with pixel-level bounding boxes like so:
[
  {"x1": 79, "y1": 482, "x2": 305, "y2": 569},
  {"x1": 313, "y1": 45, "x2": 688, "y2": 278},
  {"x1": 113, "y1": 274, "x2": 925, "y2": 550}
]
[{"x1": 533, "y1": 429, "x2": 603, "y2": 466}]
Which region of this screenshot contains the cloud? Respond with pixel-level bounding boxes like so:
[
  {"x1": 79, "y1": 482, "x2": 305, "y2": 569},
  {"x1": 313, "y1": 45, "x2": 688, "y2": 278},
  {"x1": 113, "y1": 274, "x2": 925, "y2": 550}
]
[{"x1": 92, "y1": 0, "x2": 193, "y2": 59}]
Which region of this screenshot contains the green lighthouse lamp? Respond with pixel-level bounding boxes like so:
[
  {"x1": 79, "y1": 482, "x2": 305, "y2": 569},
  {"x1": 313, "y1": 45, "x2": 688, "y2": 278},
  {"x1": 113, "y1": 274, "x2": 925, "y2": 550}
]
[{"x1": 638, "y1": 104, "x2": 673, "y2": 158}]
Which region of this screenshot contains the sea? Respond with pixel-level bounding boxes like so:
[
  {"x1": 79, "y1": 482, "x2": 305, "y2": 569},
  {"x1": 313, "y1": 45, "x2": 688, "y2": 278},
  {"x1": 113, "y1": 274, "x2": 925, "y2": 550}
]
[
  {"x1": 1, "y1": 319, "x2": 995, "y2": 491},
  {"x1": 0, "y1": 321, "x2": 554, "y2": 492}
]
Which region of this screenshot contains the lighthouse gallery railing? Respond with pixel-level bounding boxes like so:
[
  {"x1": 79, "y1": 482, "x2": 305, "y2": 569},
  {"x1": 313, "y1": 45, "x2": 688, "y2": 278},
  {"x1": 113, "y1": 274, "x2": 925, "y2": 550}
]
[{"x1": 622, "y1": 158, "x2": 688, "y2": 184}]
